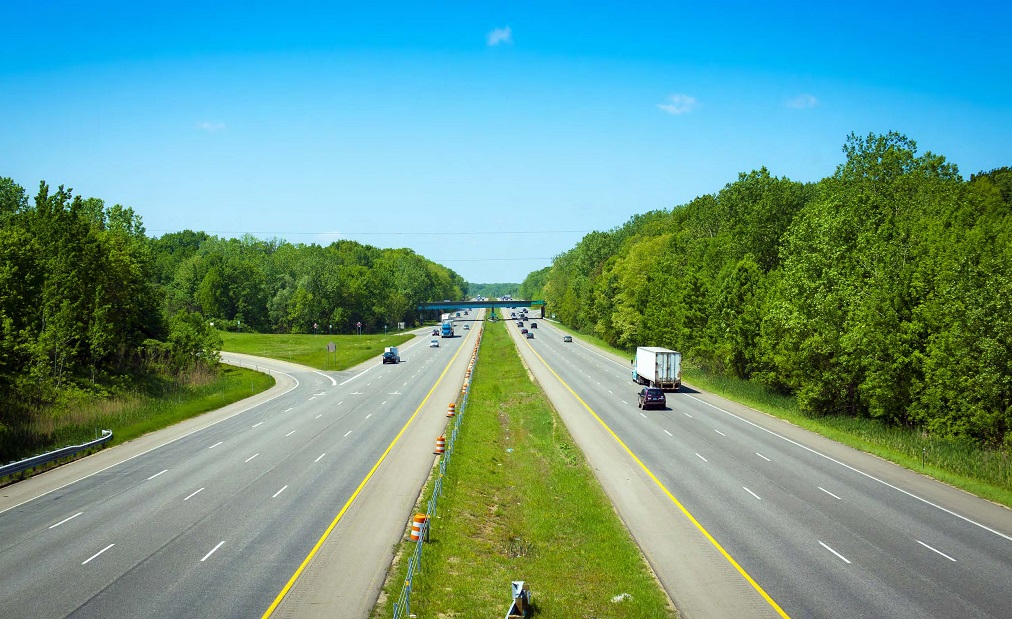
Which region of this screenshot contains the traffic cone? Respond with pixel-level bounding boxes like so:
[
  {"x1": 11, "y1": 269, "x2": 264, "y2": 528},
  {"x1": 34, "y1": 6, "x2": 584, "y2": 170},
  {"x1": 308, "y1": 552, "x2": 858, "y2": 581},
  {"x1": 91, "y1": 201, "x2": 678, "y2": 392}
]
[
  {"x1": 434, "y1": 435, "x2": 446, "y2": 455},
  {"x1": 447, "y1": 403, "x2": 456, "y2": 417},
  {"x1": 410, "y1": 513, "x2": 428, "y2": 542}
]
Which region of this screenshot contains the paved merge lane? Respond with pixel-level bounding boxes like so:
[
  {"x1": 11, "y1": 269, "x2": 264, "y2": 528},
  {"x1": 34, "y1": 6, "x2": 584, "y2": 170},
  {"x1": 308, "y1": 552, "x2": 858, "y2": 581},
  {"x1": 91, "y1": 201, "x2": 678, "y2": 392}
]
[
  {"x1": 514, "y1": 317, "x2": 1012, "y2": 618},
  {"x1": 0, "y1": 328, "x2": 473, "y2": 618}
]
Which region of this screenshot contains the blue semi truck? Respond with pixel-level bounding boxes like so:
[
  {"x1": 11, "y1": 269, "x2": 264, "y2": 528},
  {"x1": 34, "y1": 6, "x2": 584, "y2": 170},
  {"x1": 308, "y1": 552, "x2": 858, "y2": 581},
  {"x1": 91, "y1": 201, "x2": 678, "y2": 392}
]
[{"x1": 441, "y1": 321, "x2": 454, "y2": 337}]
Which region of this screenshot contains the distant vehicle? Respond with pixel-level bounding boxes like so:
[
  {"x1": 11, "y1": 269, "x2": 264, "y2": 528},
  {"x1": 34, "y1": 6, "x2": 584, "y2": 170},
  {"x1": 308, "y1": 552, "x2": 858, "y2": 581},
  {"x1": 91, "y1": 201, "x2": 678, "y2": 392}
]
[
  {"x1": 521, "y1": 328, "x2": 528, "y2": 334},
  {"x1": 463, "y1": 324, "x2": 470, "y2": 330},
  {"x1": 464, "y1": 310, "x2": 469, "y2": 315},
  {"x1": 563, "y1": 335, "x2": 573, "y2": 342},
  {"x1": 526, "y1": 331, "x2": 534, "y2": 339},
  {"x1": 631, "y1": 347, "x2": 682, "y2": 390},
  {"x1": 530, "y1": 322, "x2": 537, "y2": 329},
  {"x1": 511, "y1": 312, "x2": 516, "y2": 318},
  {"x1": 637, "y1": 387, "x2": 666, "y2": 410},
  {"x1": 382, "y1": 346, "x2": 400, "y2": 364},
  {"x1": 441, "y1": 321, "x2": 454, "y2": 338},
  {"x1": 429, "y1": 339, "x2": 439, "y2": 348},
  {"x1": 432, "y1": 329, "x2": 439, "y2": 336}
]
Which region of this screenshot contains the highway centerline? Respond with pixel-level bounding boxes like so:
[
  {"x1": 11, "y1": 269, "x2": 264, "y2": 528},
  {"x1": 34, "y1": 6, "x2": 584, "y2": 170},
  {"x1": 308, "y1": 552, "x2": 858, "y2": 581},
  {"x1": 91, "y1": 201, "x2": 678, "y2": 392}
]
[
  {"x1": 819, "y1": 487, "x2": 842, "y2": 500},
  {"x1": 82, "y1": 543, "x2": 115, "y2": 565},
  {"x1": 49, "y1": 512, "x2": 83, "y2": 529},
  {"x1": 201, "y1": 541, "x2": 225, "y2": 562},
  {"x1": 819, "y1": 541, "x2": 851, "y2": 564},
  {"x1": 917, "y1": 540, "x2": 956, "y2": 561}
]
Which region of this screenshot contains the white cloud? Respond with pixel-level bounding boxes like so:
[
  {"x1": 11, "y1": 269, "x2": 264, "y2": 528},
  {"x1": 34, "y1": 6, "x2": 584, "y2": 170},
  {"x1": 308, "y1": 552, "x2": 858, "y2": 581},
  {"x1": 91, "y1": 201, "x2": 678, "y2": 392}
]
[
  {"x1": 786, "y1": 94, "x2": 818, "y2": 109},
  {"x1": 486, "y1": 26, "x2": 512, "y2": 46},
  {"x1": 657, "y1": 94, "x2": 698, "y2": 115},
  {"x1": 197, "y1": 121, "x2": 226, "y2": 132}
]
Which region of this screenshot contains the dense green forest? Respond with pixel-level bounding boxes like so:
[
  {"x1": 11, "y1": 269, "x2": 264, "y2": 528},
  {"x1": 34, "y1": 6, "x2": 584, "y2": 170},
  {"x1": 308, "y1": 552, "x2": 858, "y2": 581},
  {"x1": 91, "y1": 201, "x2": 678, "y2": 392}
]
[
  {"x1": 0, "y1": 177, "x2": 466, "y2": 459},
  {"x1": 466, "y1": 282, "x2": 519, "y2": 299},
  {"x1": 521, "y1": 133, "x2": 1012, "y2": 449}
]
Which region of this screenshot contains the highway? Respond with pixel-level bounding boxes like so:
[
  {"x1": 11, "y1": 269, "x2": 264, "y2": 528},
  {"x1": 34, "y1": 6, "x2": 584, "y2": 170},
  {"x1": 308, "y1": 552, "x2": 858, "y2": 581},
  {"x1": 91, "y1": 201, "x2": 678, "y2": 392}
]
[
  {"x1": 0, "y1": 320, "x2": 480, "y2": 619},
  {"x1": 507, "y1": 312, "x2": 1012, "y2": 618}
]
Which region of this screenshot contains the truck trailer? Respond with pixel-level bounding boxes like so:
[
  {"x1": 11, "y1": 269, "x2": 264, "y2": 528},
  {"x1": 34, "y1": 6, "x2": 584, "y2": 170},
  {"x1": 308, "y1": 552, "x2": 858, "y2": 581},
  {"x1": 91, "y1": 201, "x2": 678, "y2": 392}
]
[{"x1": 631, "y1": 347, "x2": 682, "y2": 391}]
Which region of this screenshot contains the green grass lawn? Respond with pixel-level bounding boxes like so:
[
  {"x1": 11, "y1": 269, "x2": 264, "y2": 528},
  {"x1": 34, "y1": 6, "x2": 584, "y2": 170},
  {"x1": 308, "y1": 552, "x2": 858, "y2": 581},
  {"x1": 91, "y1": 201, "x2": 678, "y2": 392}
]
[
  {"x1": 374, "y1": 320, "x2": 675, "y2": 618},
  {"x1": 220, "y1": 331, "x2": 415, "y2": 371},
  {"x1": 542, "y1": 320, "x2": 1012, "y2": 508}
]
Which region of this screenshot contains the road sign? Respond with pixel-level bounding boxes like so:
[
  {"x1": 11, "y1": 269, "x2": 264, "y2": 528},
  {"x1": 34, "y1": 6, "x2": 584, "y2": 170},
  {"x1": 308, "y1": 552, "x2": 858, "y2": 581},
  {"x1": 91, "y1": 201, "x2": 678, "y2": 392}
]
[{"x1": 327, "y1": 342, "x2": 336, "y2": 352}]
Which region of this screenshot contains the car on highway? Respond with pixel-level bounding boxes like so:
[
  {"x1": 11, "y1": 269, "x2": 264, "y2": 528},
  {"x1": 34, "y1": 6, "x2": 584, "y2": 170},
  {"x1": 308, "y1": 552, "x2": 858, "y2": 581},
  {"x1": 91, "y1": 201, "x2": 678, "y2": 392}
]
[
  {"x1": 526, "y1": 331, "x2": 534, "y2": 339},
  {"x1": 563, "y1": 335, "x2": 573, "y2": 342},
  {"x1": 530, "y1": 322, "x2": 537, "y2": 329},
  {"x1": 429, "y1": 339, "x2": 439, "y2": 348},
  {"x1": 382, "y1": 349, "x2": 400, "y2": 364},
  {"x1": 637, "y1": 387, "x2": 666, "y2": 410},
  {"x1": 521, "y1": 328, "x2": 528, "y2": 334},
  {"x1": 432, "y1": 329, "x2": 439, "y2": 336},
  {"x1": 464, "y1": 324, "x2": 470, "y2": 330}
]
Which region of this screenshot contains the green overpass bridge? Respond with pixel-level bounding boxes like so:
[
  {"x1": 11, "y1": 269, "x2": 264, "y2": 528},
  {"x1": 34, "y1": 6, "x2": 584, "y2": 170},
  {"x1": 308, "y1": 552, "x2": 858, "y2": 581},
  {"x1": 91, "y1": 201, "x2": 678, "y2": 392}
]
[{"x1": 417, "y1": 300, "x2": 545, "y2": 312}]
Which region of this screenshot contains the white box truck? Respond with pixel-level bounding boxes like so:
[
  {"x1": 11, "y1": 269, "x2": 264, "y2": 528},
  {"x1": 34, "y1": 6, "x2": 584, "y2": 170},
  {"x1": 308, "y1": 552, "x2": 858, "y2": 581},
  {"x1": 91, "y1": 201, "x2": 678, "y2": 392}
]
[{"x1": 631, "y1": 347, "x2": 682, "y2": 391}]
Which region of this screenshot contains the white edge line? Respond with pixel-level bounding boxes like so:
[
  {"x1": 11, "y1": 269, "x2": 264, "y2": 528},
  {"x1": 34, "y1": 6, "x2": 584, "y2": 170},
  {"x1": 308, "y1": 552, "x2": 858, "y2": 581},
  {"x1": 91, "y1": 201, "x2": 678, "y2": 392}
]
[
  {"x1": 82, "y1": 543, "x2": 115, "y2": 565},
  {"x1": 184, "y1": 487, "x2": 205, "y2": 501},
  {"x1": 0, "y1": 368, "x2": 300, "y2": 516},
  {"x1": 201, "y1": 540, "x2": 225, "y2": 562},
  {"x1": 917, "y1": 540, "x2": 956, "y2": 561},
  {"x1": 312, "y1": 369, "x2": 337, "y2": 386},
  {"x1": 338, "y1": 363, "x2": 380, "y2": 386},
  {"x1": 819, "y1": 540, "x2": 851, "y2": 564},
  {"x1": 687, "y1": 393, "x2": 1012, "y2": 542},
  {"x1": 49, "y1": 511, "x2": 84, "y2": 529}
]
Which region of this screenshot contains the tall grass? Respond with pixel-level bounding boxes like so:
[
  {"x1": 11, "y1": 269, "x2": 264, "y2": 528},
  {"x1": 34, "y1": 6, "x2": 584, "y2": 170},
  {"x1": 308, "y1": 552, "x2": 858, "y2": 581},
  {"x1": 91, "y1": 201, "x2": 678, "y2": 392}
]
[
  {"x1": 1, "y1": 366, "x2": 273, "y2": 473},
  {"x1": 373, "y1": 320, "x2": 675, "y2": 618},
  {"x1": 221, "y1": 332, "x2": 414, "y2": 370}
]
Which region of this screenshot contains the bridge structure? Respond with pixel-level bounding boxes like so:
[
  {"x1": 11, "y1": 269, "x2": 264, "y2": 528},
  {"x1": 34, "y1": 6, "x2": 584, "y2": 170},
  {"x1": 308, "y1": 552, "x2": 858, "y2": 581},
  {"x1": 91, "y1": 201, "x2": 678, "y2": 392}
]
[{"x1": 417, "y1": 300, "x2": 546, "y2": 320}]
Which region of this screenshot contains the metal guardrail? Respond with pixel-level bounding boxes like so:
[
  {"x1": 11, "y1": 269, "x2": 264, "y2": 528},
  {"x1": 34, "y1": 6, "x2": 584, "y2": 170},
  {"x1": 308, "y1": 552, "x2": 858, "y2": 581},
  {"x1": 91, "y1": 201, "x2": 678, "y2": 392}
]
[
  {"x1": 393, "y1": 327, "x2": 483, "y2": 619},
  {"x1": 0, "y1": 430, "x2": 113, "y2": 478}
]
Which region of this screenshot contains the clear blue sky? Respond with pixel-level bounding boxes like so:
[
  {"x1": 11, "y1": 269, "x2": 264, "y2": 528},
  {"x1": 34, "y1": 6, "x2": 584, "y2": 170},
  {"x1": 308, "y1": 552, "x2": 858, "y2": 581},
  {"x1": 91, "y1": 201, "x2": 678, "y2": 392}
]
[{"x1": 3, "y1": 1, "x2": 1009, "y2": 283}]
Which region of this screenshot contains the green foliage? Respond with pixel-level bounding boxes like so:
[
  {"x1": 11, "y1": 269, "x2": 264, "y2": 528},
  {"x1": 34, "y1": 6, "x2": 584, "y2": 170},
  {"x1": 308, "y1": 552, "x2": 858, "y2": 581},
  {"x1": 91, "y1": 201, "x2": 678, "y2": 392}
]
[
  {"x1": 466, "y1": 282, "x2": 519, "y2": 299},
  {"x1": 530, "y1": 133, "x2": 1012, "y2": 449}
]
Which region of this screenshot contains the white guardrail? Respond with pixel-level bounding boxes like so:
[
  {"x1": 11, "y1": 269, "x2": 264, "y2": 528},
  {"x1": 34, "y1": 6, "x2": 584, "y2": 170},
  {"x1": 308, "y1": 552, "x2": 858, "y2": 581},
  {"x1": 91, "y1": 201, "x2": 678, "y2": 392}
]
[{"x1": 1, "y1": 430, "x2": 113, "y2": 478}]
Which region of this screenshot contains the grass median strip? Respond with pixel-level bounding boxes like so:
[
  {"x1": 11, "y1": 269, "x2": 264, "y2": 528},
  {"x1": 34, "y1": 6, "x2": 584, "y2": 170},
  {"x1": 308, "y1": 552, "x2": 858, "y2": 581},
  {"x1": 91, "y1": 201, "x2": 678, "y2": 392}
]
[{"x1": 373, "y1": 320, "x2": 675, "y2": 618}]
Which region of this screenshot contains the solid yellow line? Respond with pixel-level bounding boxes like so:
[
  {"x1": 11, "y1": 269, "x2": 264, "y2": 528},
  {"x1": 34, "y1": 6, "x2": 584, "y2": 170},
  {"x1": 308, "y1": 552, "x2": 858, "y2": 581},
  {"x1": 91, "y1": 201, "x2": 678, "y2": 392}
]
[
  {"x1": 522, "y1": 338, "x2": 791, "y2": 619},
  {"x1": 261, "y1": 331, "x2": 474, "y2": 618}
]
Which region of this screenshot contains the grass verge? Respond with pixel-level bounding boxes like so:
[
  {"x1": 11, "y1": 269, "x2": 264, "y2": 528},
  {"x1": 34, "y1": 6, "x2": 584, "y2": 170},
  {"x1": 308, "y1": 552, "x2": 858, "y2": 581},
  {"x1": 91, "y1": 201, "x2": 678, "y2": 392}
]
[
  {"x1": 2, "y1": 365, "x2": 273, "y2": 485},
  {"x1": 546, "y1": 320, "x2": 1012, "y2": 508},
  {"x1": 373, "y1": 320, "x2": 675, "y2": 618},
  {"x1": 220, "y1": 331, "x2": 414, "y2": 371}
]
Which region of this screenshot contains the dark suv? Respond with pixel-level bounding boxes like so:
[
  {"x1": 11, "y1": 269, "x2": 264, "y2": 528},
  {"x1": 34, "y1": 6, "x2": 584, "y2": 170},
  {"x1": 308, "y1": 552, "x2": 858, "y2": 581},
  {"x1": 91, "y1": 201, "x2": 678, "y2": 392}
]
[{"x1": 637, "y1": 387, "x2": 666, "y2": 410}]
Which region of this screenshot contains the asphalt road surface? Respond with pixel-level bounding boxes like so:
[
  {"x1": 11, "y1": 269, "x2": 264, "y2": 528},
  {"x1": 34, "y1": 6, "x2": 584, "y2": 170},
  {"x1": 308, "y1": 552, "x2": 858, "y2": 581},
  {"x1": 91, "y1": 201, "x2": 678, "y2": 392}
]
[
  {"x1": 507, "y1": 315, "x2": 1012, "y2": 618},
  {"x1": 0, "y1": 320, "x2": 480, "y2": 619}
]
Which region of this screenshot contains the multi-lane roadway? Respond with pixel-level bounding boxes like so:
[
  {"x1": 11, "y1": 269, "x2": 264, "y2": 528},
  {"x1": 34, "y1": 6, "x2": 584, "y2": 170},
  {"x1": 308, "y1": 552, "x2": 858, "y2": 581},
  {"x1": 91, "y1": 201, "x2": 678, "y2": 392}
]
[
  {"x1": 0, "y1": 321, "x2": 481, "y2": 619},
  {"x1": 508, "y1": 313, "x2": 1012, "y2": 618}
]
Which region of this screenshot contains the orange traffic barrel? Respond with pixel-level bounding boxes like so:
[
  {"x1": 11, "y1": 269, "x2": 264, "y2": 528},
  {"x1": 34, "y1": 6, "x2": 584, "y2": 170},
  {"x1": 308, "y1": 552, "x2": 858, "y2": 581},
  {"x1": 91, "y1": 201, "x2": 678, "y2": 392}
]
[
  {"x1": 410, "y1": 513, "x2": 428, "y2": 542},
  {"x1": 434, "y1": 435, "x2": 446, "y2": 455},
  {"x1": 447, "y1": 403, "x2": 456, "y2": 417}
]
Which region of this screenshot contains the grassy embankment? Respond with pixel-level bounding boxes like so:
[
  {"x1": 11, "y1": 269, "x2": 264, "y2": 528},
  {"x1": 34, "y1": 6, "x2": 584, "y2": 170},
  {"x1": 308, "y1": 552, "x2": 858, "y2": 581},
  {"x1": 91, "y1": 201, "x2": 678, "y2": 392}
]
[
  {"x1": 1, "y1": 365, "x2": 273, "y2": 482},
  {"x1": 546, "y1": 320, "x2": 1012, "y2": 508},
  {"x1": 373, "y1": 319, "x2": 675, "y2": 618},
  {"x1": 220, "y1": 331, "x2": 414, "y2": 371}
]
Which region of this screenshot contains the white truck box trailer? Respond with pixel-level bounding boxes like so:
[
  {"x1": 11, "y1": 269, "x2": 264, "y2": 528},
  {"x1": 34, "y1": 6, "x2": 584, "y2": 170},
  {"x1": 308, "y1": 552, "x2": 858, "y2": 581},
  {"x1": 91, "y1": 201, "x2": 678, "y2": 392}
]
[{"x1": 631, "y1": 347, "x2": 682, "y2": 391}]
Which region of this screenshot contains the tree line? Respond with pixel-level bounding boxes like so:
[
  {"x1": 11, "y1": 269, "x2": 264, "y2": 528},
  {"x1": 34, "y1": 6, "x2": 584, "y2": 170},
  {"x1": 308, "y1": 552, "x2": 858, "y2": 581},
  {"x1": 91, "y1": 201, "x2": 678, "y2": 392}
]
[
  {"x1": 0, "y1": 177, "x2": 465, "y2": 456},
  {"x1": 520, "y1": 133, "x2": 1012, "y2": 449}
]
